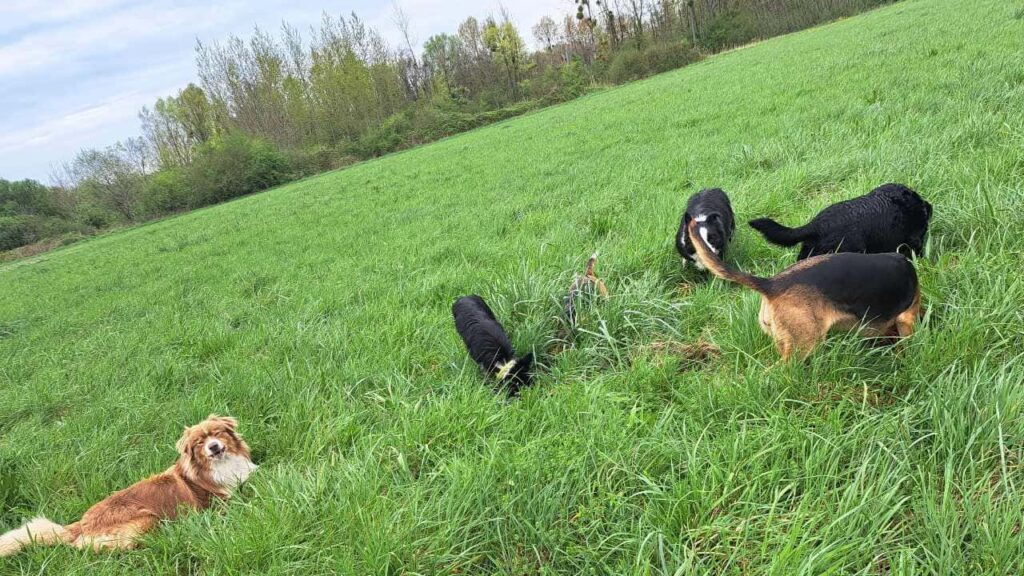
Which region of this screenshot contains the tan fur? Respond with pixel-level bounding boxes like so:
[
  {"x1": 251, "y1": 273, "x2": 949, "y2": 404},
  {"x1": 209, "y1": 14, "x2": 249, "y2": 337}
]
[
  {"x1": 564, "y1": 251, "x2": 609, "y2": 327},
  {"x1": 688, "y1": 220, "x2": 919, "y2": 361},
  {"x1": 583, "y1": 252, "x2": 609, "y2": 298},
  {"x1": 0, "y1": 415, "x2": 254, "y2": 556}
]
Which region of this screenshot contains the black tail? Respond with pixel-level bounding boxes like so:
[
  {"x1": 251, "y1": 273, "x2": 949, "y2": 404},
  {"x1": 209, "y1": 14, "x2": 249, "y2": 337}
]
[{"x1": 748, "y1": 218, "x2": 814, "y2": 247}]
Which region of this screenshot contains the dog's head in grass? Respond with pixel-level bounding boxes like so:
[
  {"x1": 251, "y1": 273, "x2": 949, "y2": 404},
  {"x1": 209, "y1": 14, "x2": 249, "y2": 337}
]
[
  {"x1": 176, "y1": 415, "x2": 257, "y2": 494},
  {"x1": 453, "y1": 295, "x2": 535, "y2": 396},
  {"x1": 498, "y1": 352, "x2": 534, "y2": 392},
  {"x1": 677, "y1": 188, "x2": 736, "y2": 269}
]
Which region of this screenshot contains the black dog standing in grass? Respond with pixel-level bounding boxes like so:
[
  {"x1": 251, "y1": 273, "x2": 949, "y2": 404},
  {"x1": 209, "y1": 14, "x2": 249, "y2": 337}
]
[
  {"x1": 452, "y1": 295, "x2": 533, "y2": 396},
  {"x1": 676, "y1": 188, "x2": 736, "y2": 270},
  {"x1": 749, "y1": 182, "x2": 933, "y2": 260}
]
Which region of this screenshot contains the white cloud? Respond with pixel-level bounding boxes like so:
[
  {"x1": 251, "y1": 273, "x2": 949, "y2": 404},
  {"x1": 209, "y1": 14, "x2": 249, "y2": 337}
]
[
  {"x1": 0, "y1": 93, "x2": 142, "y2": 154},
  {"x1": 0, "y1": 0, "x2": 128, "y2": 35},
  {"x1": 0, "y1": 2, "x2": 237, "y2": 79}
]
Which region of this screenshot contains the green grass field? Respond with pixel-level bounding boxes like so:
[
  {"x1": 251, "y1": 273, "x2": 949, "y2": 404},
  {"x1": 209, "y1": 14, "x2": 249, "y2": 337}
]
[{"x1": 3, "y1": 0, "x2": 1024, "y2": 573}]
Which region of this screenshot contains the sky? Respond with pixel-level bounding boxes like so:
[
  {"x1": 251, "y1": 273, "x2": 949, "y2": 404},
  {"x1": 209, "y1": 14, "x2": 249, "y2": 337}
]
[{"x1": 0, "y1": 0, "x2": 568, "y2": 183}]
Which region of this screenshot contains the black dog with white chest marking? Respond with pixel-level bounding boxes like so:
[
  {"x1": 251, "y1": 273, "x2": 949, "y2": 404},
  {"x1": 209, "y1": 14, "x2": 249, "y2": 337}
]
[
  {"x1": 452, "y1": 295, "x2": 533, "y2": 395},
  {"x1": 749, "y1": 183, "x2": 932, "y2": 260},
  {"x1": 676, "y1": 188, "x2": 736, "y2": 270}
]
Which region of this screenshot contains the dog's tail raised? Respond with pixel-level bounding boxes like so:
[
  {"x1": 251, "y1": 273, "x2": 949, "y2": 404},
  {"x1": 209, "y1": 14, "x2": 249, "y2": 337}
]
[
  {"x1": 748, "y1": 218, "x2": 813, "y2": 247},
  {"x1": 564, "y1": 252, "x2": 609, "y2": 326},
  {"x1": 584, "y1": 251, "x2": 598, "y2": 279},
  {"x1": 688, "y1": 220, "x2": 773, "y2": 295},
  {"x1": 586, "y1": 252, "x2": 609, "y2": 297},
  {"x1": 0, "y1": 517, "x2": 73, "y2": 557}
]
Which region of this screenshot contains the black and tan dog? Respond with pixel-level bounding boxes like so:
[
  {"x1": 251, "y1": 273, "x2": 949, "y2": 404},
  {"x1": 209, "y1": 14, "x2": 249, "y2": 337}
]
[
  {"x1": 688, "y1": 220, "x2": 920, "y2": 361},
  {"x1": 453, "y1": 295, "x2": 533, "y2": 395},
  {"x1": 749, "y1": 183, "x2": 932, "y2": 260}
]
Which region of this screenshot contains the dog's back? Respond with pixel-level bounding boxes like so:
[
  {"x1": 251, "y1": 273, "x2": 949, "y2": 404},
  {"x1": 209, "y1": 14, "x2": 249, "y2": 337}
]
[
  {"x1": 772, "y1": 252, "x2": 918, "y2": 321},
  {"x1": 452, "y1": 295, "x2": 515, "y2": 372},
  {"x1": 750, "y1": 183, "x2": 932, "y2": 259}
]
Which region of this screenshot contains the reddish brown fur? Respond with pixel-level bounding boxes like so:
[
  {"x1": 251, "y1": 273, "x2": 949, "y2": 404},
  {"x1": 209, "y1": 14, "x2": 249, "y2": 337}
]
[{"x1": 0, "y1": 415, "x2": 252, "y2": 555}]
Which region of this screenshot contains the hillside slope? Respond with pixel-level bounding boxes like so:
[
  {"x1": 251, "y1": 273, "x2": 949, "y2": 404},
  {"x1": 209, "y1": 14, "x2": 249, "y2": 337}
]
[{"x1": 2, "y1": 0, "x2": 1024, "y2": 573}]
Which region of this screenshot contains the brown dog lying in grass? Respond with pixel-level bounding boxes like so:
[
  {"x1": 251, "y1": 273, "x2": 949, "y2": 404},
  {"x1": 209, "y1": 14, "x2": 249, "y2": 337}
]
[
  {"x1": 687, "y1": 220, "x2": 920, "y2": 361},
  {"x1": 0, "y1": 415, "x2": 256, "y2": 555}
]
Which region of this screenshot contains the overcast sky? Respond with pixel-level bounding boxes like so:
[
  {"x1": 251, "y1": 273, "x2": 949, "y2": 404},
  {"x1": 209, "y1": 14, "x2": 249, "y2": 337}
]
[{"x1": 0, "y1": 0, "x2": 567, "y2": 182}]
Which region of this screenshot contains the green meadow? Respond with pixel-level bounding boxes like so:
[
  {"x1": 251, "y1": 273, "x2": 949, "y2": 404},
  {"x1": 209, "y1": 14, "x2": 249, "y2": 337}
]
[{"x1": 2, "y1": 0, "x2": 1024, "y2": 573}]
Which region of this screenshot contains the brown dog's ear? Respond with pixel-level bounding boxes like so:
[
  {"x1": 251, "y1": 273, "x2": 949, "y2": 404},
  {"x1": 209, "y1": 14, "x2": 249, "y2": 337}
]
[{"x1": 175, "y1": 427, "x2": 192, "y2": 455}]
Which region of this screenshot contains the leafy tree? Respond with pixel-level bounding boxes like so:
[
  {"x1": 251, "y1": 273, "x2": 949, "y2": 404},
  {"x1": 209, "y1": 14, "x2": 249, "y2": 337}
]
[
  {"x1": 483, "y1": 17, "x2": 527, "y2": 98},
  {"x1": 423, "y1": 34, "x2": 464, "y2": 97}
]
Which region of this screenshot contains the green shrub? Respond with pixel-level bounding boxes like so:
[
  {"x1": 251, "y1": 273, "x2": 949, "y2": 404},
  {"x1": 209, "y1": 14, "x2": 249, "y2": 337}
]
[
  {"x1": 559, "y1": 59, "x2": 590, "y2": 98},
  {"x1": 0, "y1": 215, "x2": 78, "y2": 251},
  {"x1": 703, "y1": 10, "x2": 759, "y2": 52},
  {"x1": 73, "y1": 201, "x2": 118, "y2": 229},
  {"x1": 606, "y1": 47, "x2": 648, "y2": 84},
  {"x1": 348, "y1": 113, "x2": 412, "y2": 158},
  {"x1": 0, "y1": 216, "x2": 31, "y2": 250},
  {"x1": 141, "y1": 168, "x2": 191, "y2": 216},
  {"x1": 286, "y1": 146, "x2": 340, "y2": 178},
  {"x1": 187, "y1": 132, "x2": 291, "y2": 205},
  {"x1": 643, "y1": 41, "x2": 700, "y2": 75}
]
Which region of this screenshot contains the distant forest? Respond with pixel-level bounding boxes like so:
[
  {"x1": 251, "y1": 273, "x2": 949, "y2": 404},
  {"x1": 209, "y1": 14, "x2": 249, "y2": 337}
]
[{"x1": 1, "y1": 0, "x2": 895, "y2": 257}]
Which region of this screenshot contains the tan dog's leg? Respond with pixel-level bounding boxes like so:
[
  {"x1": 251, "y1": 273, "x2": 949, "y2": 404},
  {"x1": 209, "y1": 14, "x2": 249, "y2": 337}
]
[
  {"x1": 787, "y1": 323, "x2": 827, "y2": 361},
  {"x1": 895, "y1": 288, "x2": 921, "y2": 338},
  {"x1": 758, "y1": 299, "x2": 774, "y2": 336},
  {"x1": 771, "y1": 300, "x2": 828, "y2": 362},
  {"x1": 775, "y1": 332, "x2": 795, "y2": 362}
]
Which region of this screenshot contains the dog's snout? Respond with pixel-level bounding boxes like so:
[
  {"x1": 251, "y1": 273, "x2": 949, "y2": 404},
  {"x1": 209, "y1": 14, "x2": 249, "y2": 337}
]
[{"x1": 206, "y1": 439, "x2": 224, "y2": 455}]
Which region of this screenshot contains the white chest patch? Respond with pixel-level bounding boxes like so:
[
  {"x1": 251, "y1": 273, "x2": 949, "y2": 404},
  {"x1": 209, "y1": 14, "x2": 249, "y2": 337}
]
[
  {"x1": 698, "y1": 226, "x2": 718, "y2": 254},
  {"x1": 211, "y1": 455, "x2": 258, "y2": 491},
  {"x1": 496, "y1": 359, "x2": 517, "y2": 380}
]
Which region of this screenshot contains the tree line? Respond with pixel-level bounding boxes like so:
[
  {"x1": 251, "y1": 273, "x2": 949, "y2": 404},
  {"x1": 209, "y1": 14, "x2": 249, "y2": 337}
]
[{"x1": 1, "y1": 0, "x2": 896, "y2": 256}]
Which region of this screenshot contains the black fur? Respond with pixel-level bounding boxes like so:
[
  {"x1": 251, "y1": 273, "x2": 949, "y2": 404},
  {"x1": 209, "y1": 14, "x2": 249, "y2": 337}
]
[
  {"x1": 749, "y1": 183, "x2": 932, "y2": 260},
  {"x1": 676, "y1": 188, "x2": 736, "y2": 267},
  {"x1": 452, "y1": 295, "x2": 533, "y2": 395},
  {"x1": 772, "y1": 252, "x2": 919, "y2": 322}
]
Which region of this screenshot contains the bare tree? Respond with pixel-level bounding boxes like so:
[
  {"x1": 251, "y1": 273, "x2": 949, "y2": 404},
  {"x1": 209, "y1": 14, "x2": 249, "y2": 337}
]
[{"x1": 533, "y1": 16, "x2": 560, "y2": 52}]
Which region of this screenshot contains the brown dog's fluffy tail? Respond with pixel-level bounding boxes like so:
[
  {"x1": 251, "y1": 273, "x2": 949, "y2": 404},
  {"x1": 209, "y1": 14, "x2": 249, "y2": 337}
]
[
  {"x1": 687, "y1": 220, "x2": 773, "y2": 295},
  {"x1": 0, "y1": 517, "x2": 73, "y2": 556}
]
